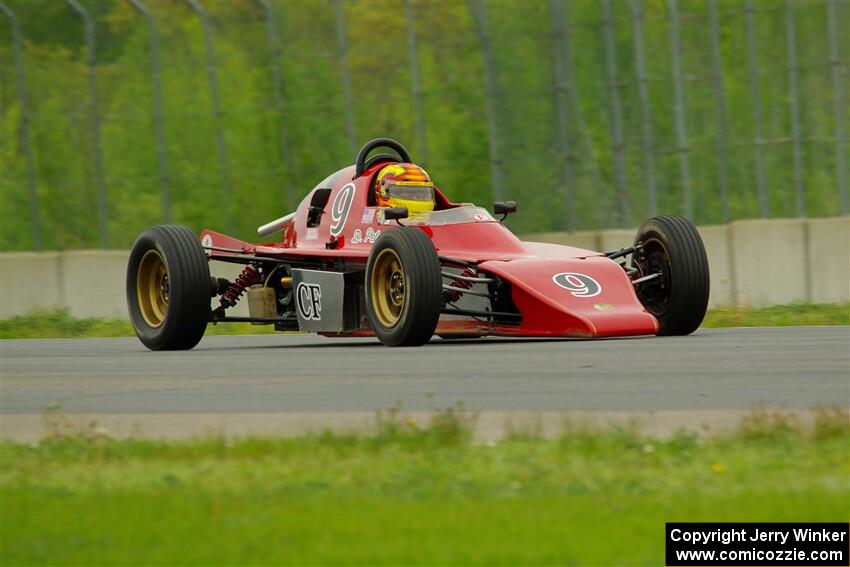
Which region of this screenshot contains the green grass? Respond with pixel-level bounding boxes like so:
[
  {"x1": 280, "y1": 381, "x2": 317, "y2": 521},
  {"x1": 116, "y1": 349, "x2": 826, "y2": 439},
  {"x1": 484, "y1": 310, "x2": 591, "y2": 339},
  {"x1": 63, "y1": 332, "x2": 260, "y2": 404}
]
[
  {"x1": 1, "y1": 408, "x2": 847, "y2": 565},
  {"x1": 1, "y1": 304, "x2": 847, "y2": 340},
  {"x1": 702, "y1": 303, "x2": 849, "y2": 328},
  {"x1": 0, "y1": 310, "x2": 274, "y2": 339}
]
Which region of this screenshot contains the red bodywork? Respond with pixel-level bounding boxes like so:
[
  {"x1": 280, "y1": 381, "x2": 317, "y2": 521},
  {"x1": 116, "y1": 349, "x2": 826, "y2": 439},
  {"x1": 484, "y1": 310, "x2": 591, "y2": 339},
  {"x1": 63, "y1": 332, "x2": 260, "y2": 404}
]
[{"x1": 201, "y1": 163, "x2": 659, "y2": 338}]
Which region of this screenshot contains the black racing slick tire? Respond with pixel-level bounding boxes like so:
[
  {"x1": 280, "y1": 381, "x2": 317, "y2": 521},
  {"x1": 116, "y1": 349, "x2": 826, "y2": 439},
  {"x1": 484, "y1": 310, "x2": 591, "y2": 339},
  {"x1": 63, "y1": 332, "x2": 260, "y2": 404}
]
[
  {"x1": 126, "y1": 225, "x2": 211, "y2": 350},
  {"x1": 632, "y1": 216, "x2": 709, "y2": 336},
  {"x1": 365, "y1": 227, "x2": 442, "y2": 346}
]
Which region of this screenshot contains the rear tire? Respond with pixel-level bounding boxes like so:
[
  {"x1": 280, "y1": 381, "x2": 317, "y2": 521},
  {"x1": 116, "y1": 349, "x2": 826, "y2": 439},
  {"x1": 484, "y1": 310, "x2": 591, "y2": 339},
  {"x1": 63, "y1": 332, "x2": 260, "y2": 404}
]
[
  {"x1": 365, "y1": 227, "x2": 442, "y2": 346},
  {"x1": 127, "y1": 225, "x2": 210, "y2": 350},
  {"x1": 632, "y1": 216, "x2": 709, "y2": 336}
]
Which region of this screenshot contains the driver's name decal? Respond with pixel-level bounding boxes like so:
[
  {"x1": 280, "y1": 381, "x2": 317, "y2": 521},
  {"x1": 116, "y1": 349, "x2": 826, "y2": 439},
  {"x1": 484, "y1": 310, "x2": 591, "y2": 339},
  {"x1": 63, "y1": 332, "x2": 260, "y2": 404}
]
[{"x1": 351, "y1": 228, "x2": 381, "y2": 245}]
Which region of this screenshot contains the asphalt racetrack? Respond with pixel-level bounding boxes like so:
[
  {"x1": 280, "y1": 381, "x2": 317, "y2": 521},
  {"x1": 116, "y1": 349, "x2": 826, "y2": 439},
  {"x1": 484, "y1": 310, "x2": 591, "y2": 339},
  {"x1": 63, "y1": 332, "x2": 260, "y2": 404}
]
[{"x1": 2, "y1": 327, "x2": 848, "y2": 439}]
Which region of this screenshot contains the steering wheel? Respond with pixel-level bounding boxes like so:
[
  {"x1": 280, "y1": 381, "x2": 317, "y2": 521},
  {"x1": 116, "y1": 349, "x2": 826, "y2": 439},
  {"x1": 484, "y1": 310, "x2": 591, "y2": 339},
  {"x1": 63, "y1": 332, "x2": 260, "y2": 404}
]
[{"x1": 355, "y1": 138, "x2": 413, "y2": 178}]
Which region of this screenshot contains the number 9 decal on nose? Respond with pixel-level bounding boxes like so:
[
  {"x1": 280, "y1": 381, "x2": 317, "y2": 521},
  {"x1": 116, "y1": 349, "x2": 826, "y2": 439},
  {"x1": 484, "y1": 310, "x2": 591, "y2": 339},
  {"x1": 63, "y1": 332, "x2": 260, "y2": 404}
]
[{"x1": 553, "y1": 272, "x2": 602, "y2": 297}]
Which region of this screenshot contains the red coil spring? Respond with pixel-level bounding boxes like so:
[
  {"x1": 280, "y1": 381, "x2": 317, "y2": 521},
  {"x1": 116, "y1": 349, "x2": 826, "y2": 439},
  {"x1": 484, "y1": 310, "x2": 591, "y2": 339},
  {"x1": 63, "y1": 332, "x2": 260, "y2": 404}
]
[
  {"x1": 220, "y1": 265, "x2": 261, "y2": 307},
  {"x1": 445, "y1": 267, "x2": 477, "y2": 302}
]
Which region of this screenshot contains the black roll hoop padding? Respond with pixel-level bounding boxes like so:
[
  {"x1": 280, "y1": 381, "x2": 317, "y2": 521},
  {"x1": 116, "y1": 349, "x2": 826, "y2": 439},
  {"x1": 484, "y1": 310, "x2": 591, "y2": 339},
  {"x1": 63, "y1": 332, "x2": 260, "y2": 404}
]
[{"x1": 354, "y1": 138, "x2": 413, "y2": 178}]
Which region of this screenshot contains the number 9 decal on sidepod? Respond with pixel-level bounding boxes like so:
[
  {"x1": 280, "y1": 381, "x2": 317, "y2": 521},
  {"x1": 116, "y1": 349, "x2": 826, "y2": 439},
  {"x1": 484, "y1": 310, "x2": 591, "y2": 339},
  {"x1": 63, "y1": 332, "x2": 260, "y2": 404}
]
[{"x1": 330, "y1": 183, "x2": 355, "y2": 237}]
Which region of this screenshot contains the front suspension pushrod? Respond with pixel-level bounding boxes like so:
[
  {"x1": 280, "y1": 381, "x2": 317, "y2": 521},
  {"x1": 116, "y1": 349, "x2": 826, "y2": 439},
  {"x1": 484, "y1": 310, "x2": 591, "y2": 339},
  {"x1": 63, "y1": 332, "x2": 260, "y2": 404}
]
[
  {"x1": 441, "y1": 307, "x2": 522, "y2": 321},
  {"x1": 631, "y1": 272, "x2": 662, "y2": 285},
  {"x1": 442, "y1": 284, "x2": 490, "y2": 297},
  {"x1": 440, "y1": 271, "x2": 495, "y2": 284},
  {"x1": 605, "y1": 246, "x2": 636, "y2": 260}
]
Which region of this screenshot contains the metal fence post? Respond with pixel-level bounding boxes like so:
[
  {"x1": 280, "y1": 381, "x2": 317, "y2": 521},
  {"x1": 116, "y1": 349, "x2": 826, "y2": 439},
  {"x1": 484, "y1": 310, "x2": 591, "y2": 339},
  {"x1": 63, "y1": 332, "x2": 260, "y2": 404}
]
[
  {"x1": 255, "y1": 0, "x2": 293, "y2": 210},
  {"x1": 548, "y1": 0, "x2": 575, "y2": 231},
  {"x1": 667, "y1": 0, "x2": 692, "y2": 220},
  {"x1": 828, "y1": 0, "x2": 849, "y2": 215},
  {"x1": 333, "y1": 0, "x2": 357, "y2": 157},
  {"x1": 785, "y1": 0, "x2": 805, "y2": 218},
  {"x1": 628, "y1": 0, "x2": 657, "y2": 219},
  {"x1": 745, "y1": 0, "x2": 769, "y2": 218},
  {"x1": 186, "y1": 0, "x2": 233, "y2": 233},
  {"x1": 708, "y1": 0, "x2": 730, "y2": 223},
  {"x1": 602, "y1": 0, "x2": 630, "y2": 227},
  {"x1": 403, "y1": 0, "x2": 428, "y2": 166},
  {"x1": 468, "y1": 0, "x2": 504, "y2": 204},
  {"x1": 1, "y1": 2, "x2": 42, "y2": 250},
  {"x1": 67, "y1": 0, "x2": 108, "y2": 248},
  {"x1": 128, "y1": 0, "x2": 171, "y2": 224}
]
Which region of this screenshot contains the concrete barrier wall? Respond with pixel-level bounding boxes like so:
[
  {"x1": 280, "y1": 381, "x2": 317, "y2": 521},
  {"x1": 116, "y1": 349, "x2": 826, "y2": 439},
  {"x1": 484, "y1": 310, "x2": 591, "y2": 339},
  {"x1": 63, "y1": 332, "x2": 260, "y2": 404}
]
[
  {"x1": 730, "y1": 219, "x2": 808, "y2": 306},
  {"x1": 1, "y1": 217, "x2": 847, "y2": 318},
  {"x1": 808, "y1": 217, "x2": 850, "y2": 304},
  {"x1": 0, "y1": 249, "x2": 251, "y2": 319},
  {"x1": 62, "y1": 251, "x2": 130, "y2": 318},
  {"x1": 0, "y1": 252, "x2": 64, "y2": 319}
]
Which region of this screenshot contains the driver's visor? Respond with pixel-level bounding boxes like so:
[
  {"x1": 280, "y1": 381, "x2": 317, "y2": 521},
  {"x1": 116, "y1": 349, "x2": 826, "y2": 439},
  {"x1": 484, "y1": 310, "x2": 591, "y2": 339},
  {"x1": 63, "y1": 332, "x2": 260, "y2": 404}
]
[{"x1": 386, "y1": 184, "x2": 434, "y2": 202}]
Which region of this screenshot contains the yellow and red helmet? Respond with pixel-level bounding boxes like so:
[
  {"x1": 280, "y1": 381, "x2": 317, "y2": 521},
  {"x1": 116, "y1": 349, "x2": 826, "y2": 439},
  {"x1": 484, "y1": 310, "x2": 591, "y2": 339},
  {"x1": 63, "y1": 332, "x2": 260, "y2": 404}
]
[{"x1": 375, "y1": 163, "x2": 436, "y2": 217}]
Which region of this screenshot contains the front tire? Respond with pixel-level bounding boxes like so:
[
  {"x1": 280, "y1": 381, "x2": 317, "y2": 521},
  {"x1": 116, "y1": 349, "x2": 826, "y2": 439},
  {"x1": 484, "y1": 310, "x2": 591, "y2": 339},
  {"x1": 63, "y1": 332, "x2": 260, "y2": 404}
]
[
  {"x1": 127, "y1": 225, "x2": 211, "y2": 350},
  {"x1": 632, "y1": 216, "x2": 709, "y2": 336},
  {"x1": 365, "y1": 227, "x2": 442, "y2": 346}
]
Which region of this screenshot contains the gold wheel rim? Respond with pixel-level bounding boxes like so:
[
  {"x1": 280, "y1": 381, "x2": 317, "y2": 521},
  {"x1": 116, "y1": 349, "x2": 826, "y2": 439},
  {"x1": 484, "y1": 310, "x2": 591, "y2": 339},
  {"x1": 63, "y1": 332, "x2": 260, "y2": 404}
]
[
  {"x1": 370, "y1": 248, "x2": 406, "y2": 328},
  {"x1": 137, "y1": 249, "x2": 169, "y2": 328}
]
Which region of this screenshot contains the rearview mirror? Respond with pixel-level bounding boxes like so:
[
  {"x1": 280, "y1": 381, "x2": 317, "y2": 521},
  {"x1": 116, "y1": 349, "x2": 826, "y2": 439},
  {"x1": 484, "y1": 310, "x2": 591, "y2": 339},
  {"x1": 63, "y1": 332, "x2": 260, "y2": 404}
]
[
  {"x1": 383, "y1": 207, "x2": 409, "y2": 221},
  {"x1": 494, "y1": 200, "x2": 517, "y2": 220}
]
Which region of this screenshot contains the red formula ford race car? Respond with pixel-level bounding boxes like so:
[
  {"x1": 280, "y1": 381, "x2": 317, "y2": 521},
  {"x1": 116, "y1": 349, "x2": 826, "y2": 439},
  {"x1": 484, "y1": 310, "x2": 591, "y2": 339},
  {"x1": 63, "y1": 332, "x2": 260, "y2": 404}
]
[{"x1": 127, "y1": 138, "x2": 710, "y2": 350}]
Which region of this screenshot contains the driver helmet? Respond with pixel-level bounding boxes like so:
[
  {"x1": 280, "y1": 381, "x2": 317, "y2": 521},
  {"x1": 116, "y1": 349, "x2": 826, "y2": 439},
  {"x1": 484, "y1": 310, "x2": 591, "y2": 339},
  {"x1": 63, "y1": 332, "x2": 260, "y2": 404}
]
[{"x1": 375, "y1": 163, "x2": 436, "y2": 217}]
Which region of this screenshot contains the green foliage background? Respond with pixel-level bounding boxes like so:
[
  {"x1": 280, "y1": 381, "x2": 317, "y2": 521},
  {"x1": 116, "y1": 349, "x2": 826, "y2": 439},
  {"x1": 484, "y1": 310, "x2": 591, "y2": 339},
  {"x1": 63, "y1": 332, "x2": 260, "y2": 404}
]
[{"x1": 1, "y1": 0, "x2": 847, "y2": 250}]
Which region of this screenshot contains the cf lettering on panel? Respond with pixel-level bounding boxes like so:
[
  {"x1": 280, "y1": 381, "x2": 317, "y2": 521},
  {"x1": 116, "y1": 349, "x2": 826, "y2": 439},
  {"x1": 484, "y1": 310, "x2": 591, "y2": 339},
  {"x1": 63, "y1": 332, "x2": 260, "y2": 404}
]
[{"x1": 296, "y1": 283, "x2": 322, "y2": 320}]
